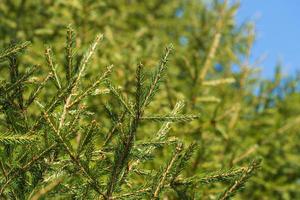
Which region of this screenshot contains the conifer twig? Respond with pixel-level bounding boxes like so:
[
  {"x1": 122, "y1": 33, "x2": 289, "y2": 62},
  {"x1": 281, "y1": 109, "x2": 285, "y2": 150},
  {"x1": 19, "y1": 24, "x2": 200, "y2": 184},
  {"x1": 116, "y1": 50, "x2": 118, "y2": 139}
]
[
  {"x1": 65, "y1": 25, "x2": 75, "y2": 82},
  {"x1": 198, "y1": 0, "x2": 228, "y2": 83},
  {"x1": 151, "y1": 143, "x2": 183, "y2": 199},
  {"x1": 45, "y1": 48, "x2": 61, "y2": 89},
  {"x1": 218, "y1": 159, "x2": 261, "y2": 200},
  {"x1": 0, "y1": 41, "x2": 30, "y2": 61},
  {"x1": 30, "y1": 178, "x2": 62, "y2": 200},
  {"x1": 141, "y1": 44, "x2": 173, "y2": 110}
]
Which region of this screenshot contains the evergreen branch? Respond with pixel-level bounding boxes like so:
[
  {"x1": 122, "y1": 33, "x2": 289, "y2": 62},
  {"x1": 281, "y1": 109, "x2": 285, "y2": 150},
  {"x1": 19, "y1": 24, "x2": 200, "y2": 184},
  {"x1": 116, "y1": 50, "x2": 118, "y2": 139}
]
[
  {"x1": 105, "y1": 64, "x2": 144, "y2": 199},
  {"x1": 198, "y1": 1, "x2": 228, "y2": 83},
  {"x1": 74, "y1": 33, "x2": 103, "y2": 89},
  {"x1": 197, "y1": 168, "x2": 247, "y2": 184},
  {"x1": 155, "y1": 101, "x2": 185, "y2": 139},
  {"x1": 65, "y1": 25, "x2": 75, "y2": 82},
  {"x1": 197, "y1": 96, "x2": 221, "y2": 103},
  {"x1": 135, "y1": 137, "x2": 178, "y2": 148},
  {"x1": 135, "y1": 63, "x2": 144, "y2": 115},
  {"x1": 107, "y1": 82, "x2": 134, "y2": 117},
  {"x1": 0, "y1": 144, "x2": 56, "y2": 195},
  {"x1": 171, "y1": 143, "x2": 197, "y2": 182},
  {"x1": 103, "y1": 111, "x2": 126, "y2": 146},
  {"x1": 141, "y1": 44, "x2": 173, "y2": 109},
  {"x1": 128, "y1": 101, "x2": 184, "y2": 172},
  {"x1": 218, "y1": 159, "x2": 261, "y2": 200},
  {"x1": 67, "y1": 65, "x2": 113, "y2": 108},
  {"x1": 4, "y1": 65, "x2": 37, "y2": 93},
  {"x1": 42, "y1": 111, "x2": 105, "y2": 197},
  {"x1": 105, "y1": 119, "x2": 139, "y2": 199},
  {"x1": 141, "y1": 114, "x2": 200, "y2": 122},
  {"x1": 45, "y1": 48, "x2": 62, "y2": 89},
  {"x1": 0, "y1": 41, "x2": 30, "y2": 61},
  {"x1": 26, "y1": 72, "x2": 53, "y2": 107},
  {"x1": 30, "y1": 178, "x2": 62, "y2": 200},
  {"x1": 111, "y1": 187, "x2": 151, "y2": 199},
  {"x1": 30, "y1": 86, "x2": 70, "y2": 131},
  {"x1": 202, "y1": 78, "x2": 235, "y2": 86},
  {"x1": 0, "y1": 132, "x2": 37, "y2": 145},
  {"x1": 151, "y1": 143, "x2": 183, "y2": 200},
  {"x1": 77, "y1": 120, "x2": 97, "y2": 156}
]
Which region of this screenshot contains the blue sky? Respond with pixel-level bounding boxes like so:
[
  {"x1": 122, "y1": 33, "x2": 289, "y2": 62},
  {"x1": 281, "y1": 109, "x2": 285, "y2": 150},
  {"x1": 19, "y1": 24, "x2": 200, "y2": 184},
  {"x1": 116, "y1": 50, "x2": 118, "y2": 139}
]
[{"x1": 236, "y1": 0, "x2": 300, "y2": 79}]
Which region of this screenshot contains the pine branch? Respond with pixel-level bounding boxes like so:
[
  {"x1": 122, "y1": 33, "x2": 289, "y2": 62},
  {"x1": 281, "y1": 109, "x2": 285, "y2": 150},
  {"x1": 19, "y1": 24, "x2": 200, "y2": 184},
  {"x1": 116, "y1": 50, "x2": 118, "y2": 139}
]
[{"x1": 42, "y1": 111, "x2": 105, "y2": 197}]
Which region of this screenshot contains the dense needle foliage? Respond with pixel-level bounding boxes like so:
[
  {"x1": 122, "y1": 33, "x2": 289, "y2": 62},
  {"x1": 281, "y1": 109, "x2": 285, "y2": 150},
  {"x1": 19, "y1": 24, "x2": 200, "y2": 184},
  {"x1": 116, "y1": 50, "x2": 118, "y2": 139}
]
[{"x1": 0, "y1": 0, "x2": 299, "y2": 199}]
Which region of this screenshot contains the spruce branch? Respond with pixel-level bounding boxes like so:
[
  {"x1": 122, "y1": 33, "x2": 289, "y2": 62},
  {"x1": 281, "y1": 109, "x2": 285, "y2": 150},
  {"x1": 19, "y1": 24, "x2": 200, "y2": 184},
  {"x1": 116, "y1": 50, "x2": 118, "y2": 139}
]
[
  {"x1": 0, "y1": 132, "x2": 37, "y2": 145},
  {"x1": 135, "y1": 63, "x2": 144, "y2": 115},
  {"x1": 30, "y1": 178, "x2": 62, "y2": 200},
  {"x1": 74, "y1": 33, "x2": 103, "y2": 89},
  {"x1": 105, "y1": 63, "x2": 145, "y2": 199},
  {"x1": 45, "y1": 47, "x2": 62, "y2": 89},
  {"x1": 4, "y1": 65, "x2": 37, "y2": 93},
  {"x1": 128, "y1": 101, "x2": 185, "y2": 170},
  {"x1": 103, "y1": 111, "x2": 126, "y2": 146},
  {"x1": 171, "y1": 142, "x2": 197, "y2": 182},
  {"x1": 202, "y1": 78, "x2": 236, "y2": 86},
  {"x1": 0, "y1": 41, "x2": 30, "y2": 61},
  {"x1": 195, "y1": 168, "x2": 247, "y2": 185},
  {"x1": 67, "y1": 64, "x2": 113, "y2": 109},
  {"x1": 141, "y1": 114, "x2": 200, "y2": 122},
  {"x1": 141, "y1": 44, "x2": 173, "y2": 110},
  {"x1": 0, "y1": 144, "x2": 56, "y2": 195},
  {"x1": 218, "y1": 159, "x2": 261, "y2": 200},
  {"x1": 107, "y1": 82, "x2": 135, "y2": 117},
  {"x1": 26, "y1": 72, "x2": 53, "y2": 107},
  {"x1": 198, "y1": 0, "x2": 228, "y2": 83},
  {"x1": 65, "y1": 25, "x2": 76, "y2": 82},
  {"x1": 151, "y1": 143, "x2": 183, "y2": 200},
  {"x1": 42, "y1": 111, "x2": 105, "y2": 197}
]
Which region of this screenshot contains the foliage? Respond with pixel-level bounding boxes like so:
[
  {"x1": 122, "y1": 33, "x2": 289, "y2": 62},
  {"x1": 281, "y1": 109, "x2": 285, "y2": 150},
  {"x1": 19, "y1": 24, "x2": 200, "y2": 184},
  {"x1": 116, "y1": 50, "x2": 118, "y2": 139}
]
[{"x1": 0, "y1": 0, "x2": 299, "y2": 199}]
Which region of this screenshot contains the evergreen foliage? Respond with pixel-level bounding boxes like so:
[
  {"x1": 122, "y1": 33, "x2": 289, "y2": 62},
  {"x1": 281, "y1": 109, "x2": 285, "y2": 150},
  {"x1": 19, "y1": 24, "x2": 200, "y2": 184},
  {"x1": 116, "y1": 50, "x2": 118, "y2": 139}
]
[{"x1": 0, "y1": 0, "x2": 299, "y2": 199}]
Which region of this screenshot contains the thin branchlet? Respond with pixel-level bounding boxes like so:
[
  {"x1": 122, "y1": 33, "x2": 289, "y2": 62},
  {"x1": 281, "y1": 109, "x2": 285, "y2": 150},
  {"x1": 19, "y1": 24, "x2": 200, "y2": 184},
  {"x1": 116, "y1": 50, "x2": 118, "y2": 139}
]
[
  {"x1": 151, "y1": 143, "x2": 183, "y2": 200},
  {"x1": 141, "y1": 44, "x2": 173, "y2": 110},
  {"x1": 65, "y1": 25, "x2": 75, "y2": 82},
  {"x1": 218, "y1": 159, "x2": 261, "y2": 200}
]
